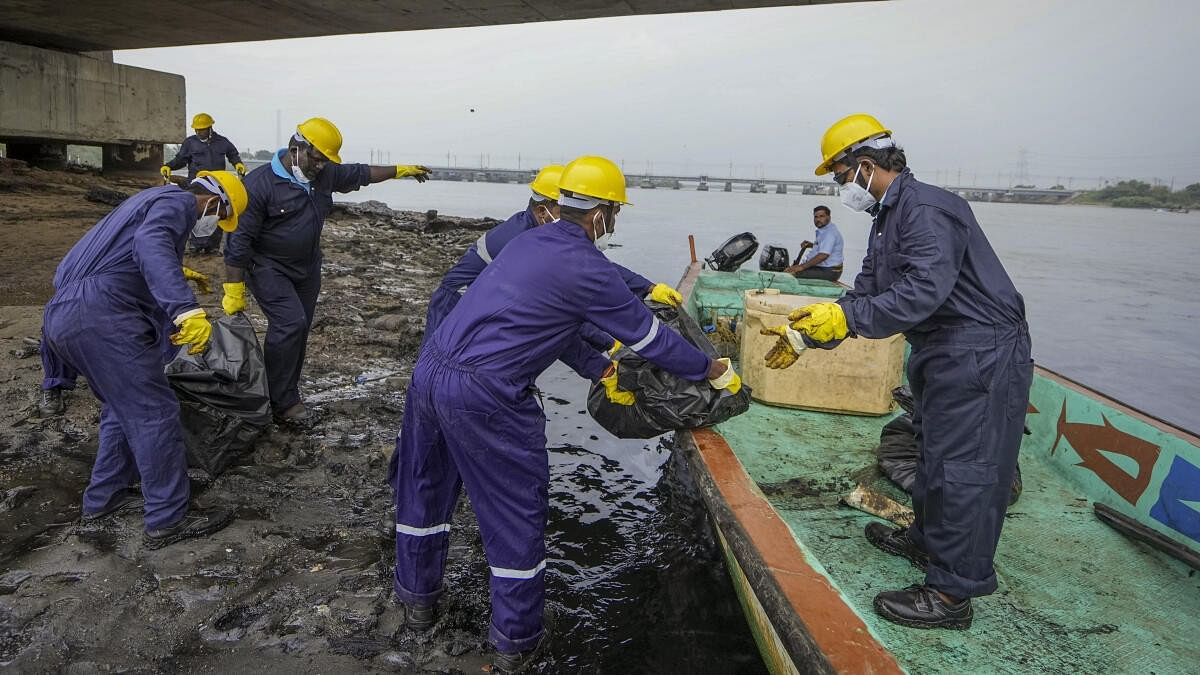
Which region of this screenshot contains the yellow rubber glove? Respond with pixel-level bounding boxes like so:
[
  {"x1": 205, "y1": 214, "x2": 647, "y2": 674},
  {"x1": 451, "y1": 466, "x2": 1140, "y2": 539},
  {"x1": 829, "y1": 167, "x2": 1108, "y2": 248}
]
[
  {"x1": 181, "y1": 266, "x2": 211, "y2": 294},
  {"x1": 609, "y1": 340, "x2": 623, "y2": 356},
  {"x1": 170, "y1": 309, "x2": 212, "y2": 355},
  {"x1": 648, "y1": 283, "x2": 683, "y2": 307},
  {"x1": 600, "y1": 363, "x2": 636, "y2": 406},
  {"x1": 395, "y1": 165, "x2": 432, "y2": 183},
  {"x1": 235, "y1": 162, "x2": 247, "y2": 177},
  {"x1": 708, "y1": 357, "x2": 742, "y2": 394},
  {"x1": 760, "y1": 325, "x2": 807, "y2": 370},
  {"x1": 160, "y1": 165, "x2": 172, "y2": 181},
  {"x1": 222, "y1": 281, "x2": 246, "y2": 315},
  {"x1": 788, "y1": 302, "x2": 849, "y2": 344}
]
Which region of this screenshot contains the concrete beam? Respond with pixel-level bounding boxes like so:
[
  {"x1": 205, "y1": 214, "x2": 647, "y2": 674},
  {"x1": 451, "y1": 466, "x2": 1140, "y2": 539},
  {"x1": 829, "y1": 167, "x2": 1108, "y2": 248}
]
[
  {"x1": 0, "y1": 1, "x2": 876, "y2": 51},
  {"x1": 0, "y1": 41, "x2": 183, "y2": 147}
]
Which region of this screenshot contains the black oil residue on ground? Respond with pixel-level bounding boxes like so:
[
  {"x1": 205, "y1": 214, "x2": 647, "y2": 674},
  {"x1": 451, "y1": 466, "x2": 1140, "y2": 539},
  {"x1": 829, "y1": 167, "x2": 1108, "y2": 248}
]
[{"x1": 0, "y1": 200, "x2": 766, "y2": 673}]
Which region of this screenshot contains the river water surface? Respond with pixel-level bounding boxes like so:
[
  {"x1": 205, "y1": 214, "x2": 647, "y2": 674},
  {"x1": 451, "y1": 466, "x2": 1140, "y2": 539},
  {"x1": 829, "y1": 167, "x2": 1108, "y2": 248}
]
[{"x1": 372, "y1": 178, "x2": 1200, "y2": 433}]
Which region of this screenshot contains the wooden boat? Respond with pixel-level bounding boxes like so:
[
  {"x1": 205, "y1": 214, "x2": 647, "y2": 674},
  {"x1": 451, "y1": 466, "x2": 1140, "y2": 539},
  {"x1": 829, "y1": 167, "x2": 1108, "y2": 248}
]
[{"x1": 672, "y1": 261, "x2": 1200, "y2": 674}]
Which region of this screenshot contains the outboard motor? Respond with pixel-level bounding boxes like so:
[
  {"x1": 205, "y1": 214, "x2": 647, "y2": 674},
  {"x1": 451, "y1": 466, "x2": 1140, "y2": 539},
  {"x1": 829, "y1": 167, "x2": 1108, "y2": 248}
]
[
  {"x1": 705, "y1": 232, "x2": 759, "y2": 272},
  {"x1": 759, "y1": 245, "x2": 790, "y2": 272}
]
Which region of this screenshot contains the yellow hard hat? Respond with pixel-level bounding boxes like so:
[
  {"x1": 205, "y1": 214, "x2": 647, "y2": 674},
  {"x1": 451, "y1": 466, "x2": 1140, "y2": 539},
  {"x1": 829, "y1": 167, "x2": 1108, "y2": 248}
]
[
  {"x1": 529, "y1": 165, "x2": 564, "y2": 201},
  {"x1": 296, "y1": 117, "x2": 343, "y2": 164},
  {"x1": 557, "y1": 156, "x2": 630, "y2": 206},
  {"x1": 814, "y1": 113, "x2": 892, "y2": 176},
  {"x1": 196, "y1": 170, "x2": 248, "y2": 232},
  {"x1": 191, "y1": 113, "x2": 214, "y2": 129}
]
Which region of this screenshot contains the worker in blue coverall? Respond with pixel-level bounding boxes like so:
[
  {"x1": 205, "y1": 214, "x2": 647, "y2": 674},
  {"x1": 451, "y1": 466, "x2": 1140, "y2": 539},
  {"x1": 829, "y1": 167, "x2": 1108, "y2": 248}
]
[
  {"x1": 390, "y1": 156, "x2": 742, "y2": 673},
  {"x1": 423, "y1": 163, "x2": 686, "y2": 350},
  {"x1": 41, "y1": 171, "x2": 247, "y2": 549},
  {"x1": 221, "y1": 117, "x2": 431, "y2": 426},
  {"x1": 762, "y1": 114, "x2": 1033, "y2": 630},
  {"x1": 161, "y1": 113, "x2": 248, "y2": 255}
]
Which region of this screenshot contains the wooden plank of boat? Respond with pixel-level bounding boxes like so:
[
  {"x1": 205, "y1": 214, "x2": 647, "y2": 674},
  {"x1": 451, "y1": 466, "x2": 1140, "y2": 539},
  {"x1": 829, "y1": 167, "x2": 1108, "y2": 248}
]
[{"x1": 677, "y1": 427, "x2": 903, "y2": 674}]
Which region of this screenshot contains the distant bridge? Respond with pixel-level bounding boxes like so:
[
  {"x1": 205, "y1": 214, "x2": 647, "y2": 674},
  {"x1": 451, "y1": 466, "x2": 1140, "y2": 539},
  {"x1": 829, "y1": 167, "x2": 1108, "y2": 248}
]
[{"x1": 424, "y1": 166, "x2": 1082, "y2": 203}]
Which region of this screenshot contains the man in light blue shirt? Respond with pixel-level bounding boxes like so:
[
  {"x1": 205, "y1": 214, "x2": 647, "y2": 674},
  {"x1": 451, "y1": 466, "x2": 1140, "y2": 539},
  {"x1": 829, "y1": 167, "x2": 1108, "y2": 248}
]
[{"x1": 786, "y1": 205, "x2": 844, "y2": 282}]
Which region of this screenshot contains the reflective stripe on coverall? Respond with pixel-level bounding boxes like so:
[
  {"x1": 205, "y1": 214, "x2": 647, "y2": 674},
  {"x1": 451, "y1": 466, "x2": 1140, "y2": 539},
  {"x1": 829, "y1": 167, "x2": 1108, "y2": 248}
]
[
  {"x1": 834, "y1": 169, "x2": 1034, "y2": 598},
  {"x1": 41, "y1": 186, "x2": 200, "y2": 528},
  {"x1": 391, "y1": 219, "x2": 711, "y2": 653}
]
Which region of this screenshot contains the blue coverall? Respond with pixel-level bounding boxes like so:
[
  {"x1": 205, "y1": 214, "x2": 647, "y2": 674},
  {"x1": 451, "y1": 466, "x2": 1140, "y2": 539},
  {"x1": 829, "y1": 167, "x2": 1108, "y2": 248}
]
[
  {"x1": 224, "y1": 150, "x2": 371, "y2": 413},
  {"x1": 41, "y1": 186, "x2": 201, "y2": 529},
  {"x1": 831, "y1": 169, "x2": 1033, "y2": 599},
  {"x1": 391, "y1": 220, "x2": 712, "y2": 654},
  {"x1": 40, "y1": 328, "x2": 78, "y2": 392},
  {"x1": 424, "y1": 206, "x2": 654, "y2": 351},
  {"x1": 165, "y1": 132, "x2": 243, "y2": 251}
]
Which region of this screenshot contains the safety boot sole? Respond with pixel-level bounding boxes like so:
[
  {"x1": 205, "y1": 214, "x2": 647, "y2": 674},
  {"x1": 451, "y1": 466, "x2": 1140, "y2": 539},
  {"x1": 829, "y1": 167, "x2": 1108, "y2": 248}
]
[
  {"x1": 80, "y1": 491, "x2": 143, "y2": 523},
  {"x1": 143, "y1": 507, "x2": 236, "y2": 550}
]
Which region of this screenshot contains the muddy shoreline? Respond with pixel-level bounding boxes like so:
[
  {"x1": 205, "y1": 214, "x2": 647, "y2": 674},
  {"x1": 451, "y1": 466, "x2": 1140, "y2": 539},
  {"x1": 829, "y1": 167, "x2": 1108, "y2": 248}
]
[
  {"x1": 0, "y1": 164, "x2": 508, "y2": 672},
  {"x1": 0, "y1": 165, "x2": 763, "y2": 674}
]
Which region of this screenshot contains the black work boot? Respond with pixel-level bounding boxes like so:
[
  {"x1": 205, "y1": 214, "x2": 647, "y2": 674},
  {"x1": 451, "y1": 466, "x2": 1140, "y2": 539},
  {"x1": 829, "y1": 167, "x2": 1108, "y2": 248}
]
[
  {"x1": 403, "y1": 602, "x2": 435, "y2": 631},
  {"x1": 492, "y1": 632, "x2": 548, "y2": 674},
  {"x1": 274, "y1": 403, "x2": 319, "y2": 430},
  {"x1": 873, "y1": 585, "x2": 972, "y2": 630},
  {"x1": 80, "y1": 489, "x2": 143, "y2": 523},
  {"x1": 865, "y1": 522, "x2": 929, "y2": 570},
  {"x1": 143, "y1": 506, "x2": 236, "y2": 550},
  {"x1": 38, "y1": 388, "x2": 65, "y2": 417}
]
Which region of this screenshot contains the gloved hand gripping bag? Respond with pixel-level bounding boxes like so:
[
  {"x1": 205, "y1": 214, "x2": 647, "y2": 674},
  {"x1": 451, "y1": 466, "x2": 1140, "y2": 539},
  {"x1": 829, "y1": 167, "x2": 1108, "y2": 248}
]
[
  {"x1": 165, "y1": 314, "x2": 271, "y2": 476},
  {"x1": 587, "y1": 301, "x2": 752, "y2": 439}
]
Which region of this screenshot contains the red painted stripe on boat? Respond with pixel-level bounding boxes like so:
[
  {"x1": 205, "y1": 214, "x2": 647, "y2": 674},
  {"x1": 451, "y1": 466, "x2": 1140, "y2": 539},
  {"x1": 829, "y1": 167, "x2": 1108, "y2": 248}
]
[{"x1": 691, "y1": 427, "x2": 903, "y2": 674}]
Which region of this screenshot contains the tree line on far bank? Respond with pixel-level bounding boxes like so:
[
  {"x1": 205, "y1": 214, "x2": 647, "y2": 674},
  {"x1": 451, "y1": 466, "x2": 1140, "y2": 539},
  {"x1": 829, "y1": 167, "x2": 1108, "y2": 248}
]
[{"x1": 1077, "y1": 180, "x2": 1199, "y2": 210}]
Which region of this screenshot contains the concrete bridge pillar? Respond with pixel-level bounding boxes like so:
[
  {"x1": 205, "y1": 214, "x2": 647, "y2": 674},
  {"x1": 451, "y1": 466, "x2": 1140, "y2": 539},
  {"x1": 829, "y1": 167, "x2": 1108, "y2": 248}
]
[
  {"x1": 0, "y1": 41, "x2": 182, "y2": 177},
  {"x1": 724, "y1": 181, "x2": 733, "y2": 192},
  {"x1": 776, "y1": 183, "x2": 787, "y2": 194}
]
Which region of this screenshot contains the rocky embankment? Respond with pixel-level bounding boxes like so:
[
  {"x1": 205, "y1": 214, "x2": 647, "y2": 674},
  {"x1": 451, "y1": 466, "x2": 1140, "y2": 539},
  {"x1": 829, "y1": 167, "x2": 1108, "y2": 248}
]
[{"x1": 0, "y1": 164, "x2": 515, "y2": 672}]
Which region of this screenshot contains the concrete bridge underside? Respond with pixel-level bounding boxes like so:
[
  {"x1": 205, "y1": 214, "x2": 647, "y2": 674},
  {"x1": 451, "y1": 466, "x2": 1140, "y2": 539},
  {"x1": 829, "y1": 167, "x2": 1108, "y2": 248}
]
[
  {"x1": 2, "y1": 1, "x2": 866, "y2": 51},
  {"x1": 0, "y1": 0, "x2": 869, "y2": 173}
]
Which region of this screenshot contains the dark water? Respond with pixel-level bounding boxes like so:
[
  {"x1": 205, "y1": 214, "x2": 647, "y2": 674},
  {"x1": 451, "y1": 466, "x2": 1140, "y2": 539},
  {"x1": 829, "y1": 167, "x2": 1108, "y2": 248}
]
[{"x1": 538, "y1": 364, "x2": 767, "y2": 674}]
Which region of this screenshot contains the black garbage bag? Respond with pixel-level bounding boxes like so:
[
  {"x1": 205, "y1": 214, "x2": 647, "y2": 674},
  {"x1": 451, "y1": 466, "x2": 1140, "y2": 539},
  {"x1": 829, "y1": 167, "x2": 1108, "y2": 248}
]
[
  {"x1": 876, "y1": 413, "x2": 920, "y2": 492},
  {"x1": 587, "y1": 301, "x2": 753, "y2": 439},
  {"x1": 165, "y1": 314, "x2": 270, "y2": 476}
]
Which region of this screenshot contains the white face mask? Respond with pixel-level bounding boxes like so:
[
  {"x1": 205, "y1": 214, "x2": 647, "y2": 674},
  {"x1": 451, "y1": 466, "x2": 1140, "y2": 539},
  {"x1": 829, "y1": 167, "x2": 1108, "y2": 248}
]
[
  {"x1": 291, "y1": 148, "x2": 310, "y2": 184},
  {"x1": 193, "y1": 199, "x2": 219, "y2": 237},
  {"x1": 592, "y1": 210, "x2": 613, "y2": 251},
  {"x1": 839, "y1": 163, "x2": 877, "y2": 212}
]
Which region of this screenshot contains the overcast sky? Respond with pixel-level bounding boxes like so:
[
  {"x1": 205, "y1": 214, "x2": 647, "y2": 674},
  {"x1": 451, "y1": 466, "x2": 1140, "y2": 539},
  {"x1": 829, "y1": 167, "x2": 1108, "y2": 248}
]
[{"x1": 115, "y1": 0, "x2": 1200, "y2": 188}]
